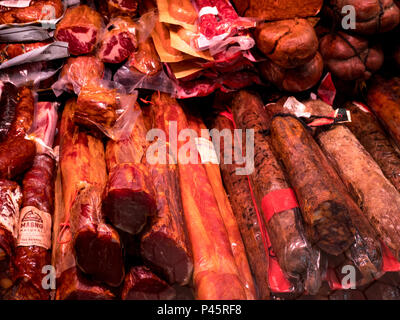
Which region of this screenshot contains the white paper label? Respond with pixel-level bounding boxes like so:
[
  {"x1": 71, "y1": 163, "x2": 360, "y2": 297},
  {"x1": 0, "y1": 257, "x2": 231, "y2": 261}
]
[
  {"x1": 0, "y1": 0, "x2": 31, "y2": 8},
  {"x1": 17, "y1": 206, "x2": 52, "y2": 249},
  {"x1": 283, "y1": 96, "x2": 311, "y2": 118},
  {"x1": 195, "y1": 137, "x2": 219, "y2": 164},
  {"x1": 198, "y1": 6, "x2": 219, "y2": 18},
  {"x1": 0, "y1": 189, "x2": 21, "y2": 238}
]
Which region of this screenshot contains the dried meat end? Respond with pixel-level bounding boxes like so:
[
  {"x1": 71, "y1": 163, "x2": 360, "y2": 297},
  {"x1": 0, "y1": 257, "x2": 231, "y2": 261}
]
[
  {"x1": 56, "y1": 267, "x2": 115, "y2": 300},
  {"x1": 141, "y1": 231, "x2": 193, "y2": 285},
  {"x1": 103, "y1": 163, "x2": 156, "y2": 235},
  {"x1": 74, "y1": 223, "x2": 125, "y2": 287},
  {"x1": 121, "y1": 266, "x2": 176, "y2": 300}
]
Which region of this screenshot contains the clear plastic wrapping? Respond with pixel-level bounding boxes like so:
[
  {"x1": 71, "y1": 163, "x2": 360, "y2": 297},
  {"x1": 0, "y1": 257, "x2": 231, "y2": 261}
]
[
  {"x1": 73, "y1": 80, "x2": 140, "y2": 140},
  {"x1": 51, "y1": 55, "x2": 105, "y2": 96}
]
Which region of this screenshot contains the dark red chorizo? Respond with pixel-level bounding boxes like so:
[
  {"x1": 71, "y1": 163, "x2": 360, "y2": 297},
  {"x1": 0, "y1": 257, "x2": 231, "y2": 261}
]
[
  {"x1": 121, "y1": 266, "x2": 176, "y2": 300},
  {"x1": 60, "y1": 100, "x2": 125, "y2": 287},
  {"x1": 0, "y1": 87, "x2": 36, "y2": 180}
]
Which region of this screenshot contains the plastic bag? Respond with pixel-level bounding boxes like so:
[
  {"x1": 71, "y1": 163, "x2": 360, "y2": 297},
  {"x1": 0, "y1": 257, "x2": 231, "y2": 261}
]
[
  {"x1": 26, "y1": 101, "x2": 59, "y2": 156},
  {"x1": 0, "y1": 26, "x2": 53, "y2": 42},
  {"x1": 0, "y1": 0, "x2": 79, "y2": 29},
  {"x1": 74, "y1": 80, "x2": 140, "y2": 140},
  {"x1": 51, "y1": 55, "x2": 105, "y2": 96},
  {"x1": 54, "y1": 4, "x2": 103, "y2": 56},
  {"x1": 0, "y1": 60, "x2": 63, "y2": 87},
  {"x1": 192, "y1": 0, "x2": 256, "y2": 50},
  {"x1": 97, "y1": 16, "x2": 138, "y2": 64},
  {"x1": 0, "y1": 40, "x2": 68, "y2": 70}
]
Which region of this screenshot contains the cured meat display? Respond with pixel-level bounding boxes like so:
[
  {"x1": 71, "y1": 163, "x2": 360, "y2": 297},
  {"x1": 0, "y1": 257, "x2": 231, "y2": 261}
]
[
  {"x1": 232, "y1": 91, "x2": 321, "y2": 294},
  {"x1": 6, "y1": 102, "x2": 57, "y2": 300},
  {"x1": 55, "y1": 5, "x2": 102, "y2": 56},
  {"x1": 153, "y1": 93, "x2": 251, "y2": 300},
  {"x1": 0, "y1": 0, "x2": 400, "y2": 302},
  {"x1": 0, "y1": 0, "x2": 64, "y2": 24},
  {"x1": 59, "y1": 100, "x2": 124, "y2": 287}
]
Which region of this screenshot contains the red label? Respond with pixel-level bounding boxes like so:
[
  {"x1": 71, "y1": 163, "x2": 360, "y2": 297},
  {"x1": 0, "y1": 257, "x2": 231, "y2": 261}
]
[
  {"x1": 261, "y1": 188, "x2": 299, "y2": 223},
  {"x1": 318, "y1": 73, "x2": 336, "y2": 106},
  {"x1": 382, "y1": 242, "x2": 400, "y2": 272}
]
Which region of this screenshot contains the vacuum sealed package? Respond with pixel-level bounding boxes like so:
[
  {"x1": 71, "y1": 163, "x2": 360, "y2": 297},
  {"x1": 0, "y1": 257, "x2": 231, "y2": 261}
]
[
  {"x1": 0, "y1": 0, "x2": 80, "y2": 29},
  {"x1": 0, "y1": 41, "x2": 68, "y2": 70},
  {"x1": 51, "y1": 55, "x2": 105, "y2": 96},
  {"x1": 0, "y1": 60, "x2": 63, "y2": 87},
  {"x1": 74, "y1": 80, "x2": 140, "y2": 140}
]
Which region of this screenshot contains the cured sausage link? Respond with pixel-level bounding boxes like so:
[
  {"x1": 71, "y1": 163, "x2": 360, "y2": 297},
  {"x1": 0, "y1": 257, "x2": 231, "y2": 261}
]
[
  {"x1": 211, "y1": 114, "x2": 270, "y2": 299},
  {"x1": 187, "y1": 113, "x2": 256, "y2": 299},
  {"x1": 269, "y1": 115, "x2": 355, "y2": 255},
  {"x1": 104, "y1": 103, "x2": 156, "y2": 235},
  {"x1": 153, "y1": 93, "x2": 248, "y2": 300},
  {"x1": 345, "y1": 102, "x2": 400, "y2": 192},
  {"x1": 139, "y1": 95, "x2": 193, "y2": 286},
  {"x1": 0, "y1": 87, "x2": 36, "y2": 180},
  {"x1": 60, "y1": 100, "x2": 125, "y2": 287},
  {"x1": 232, "y1": 91, "x2": 321, "y2": 294}
]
